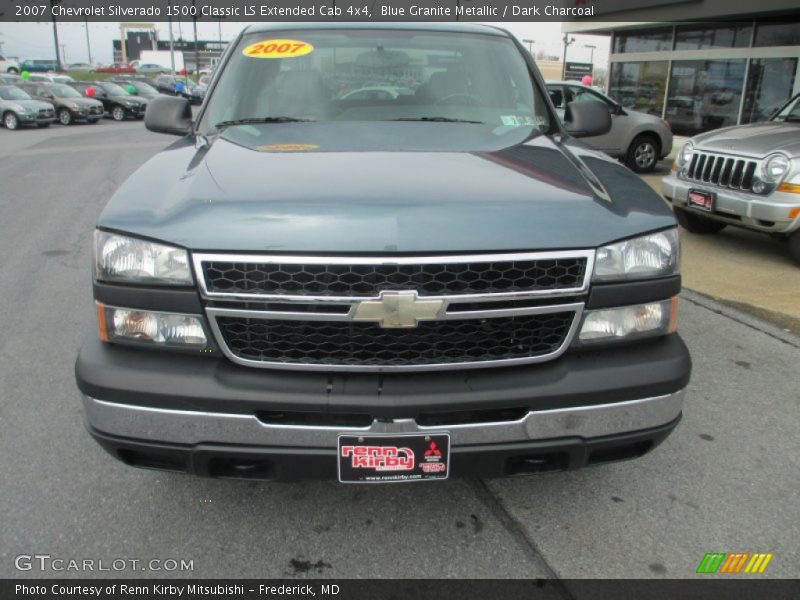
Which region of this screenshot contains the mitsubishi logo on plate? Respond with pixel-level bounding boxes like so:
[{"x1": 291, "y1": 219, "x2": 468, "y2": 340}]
[{"x1": 351, "y1": 291, "x2": 444, "y2": 328}]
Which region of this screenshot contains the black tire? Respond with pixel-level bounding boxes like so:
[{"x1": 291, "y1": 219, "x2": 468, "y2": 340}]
[
  {"x1": 8, "y1": 67, "x2": 19, "y2": 74},
  {"x1": 625, "y1": 134, "x2": 660, "y2": 173},
  {"x1": 674, "y1": 207, "x2": 727, "y2": 234},
  {"x1": 3, "y1": 111, "x2": 19, "y2": 130},
  {"x1": 111, "y1": 105, "x2": 126, "y2": 121},
  {"x1": 788, "y1": 231, "x2": 800, "y2": 265},
  {"x1": 58, "y1": 108, "x2": 73, "y2": 126}
]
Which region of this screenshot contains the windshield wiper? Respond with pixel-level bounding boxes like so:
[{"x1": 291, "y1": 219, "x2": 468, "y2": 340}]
[
  {"x1": 214, "y1": 117, "x2": 313, "y2": 129},
  {"x1": 389, "y1": 117, "x2": 485, "y2": 124}
]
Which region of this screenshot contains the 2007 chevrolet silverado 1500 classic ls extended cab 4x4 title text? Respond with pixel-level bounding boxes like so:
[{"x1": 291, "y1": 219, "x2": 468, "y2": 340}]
[{"x1": 75, "y1": 23, "x2": 691, "y2": 483}]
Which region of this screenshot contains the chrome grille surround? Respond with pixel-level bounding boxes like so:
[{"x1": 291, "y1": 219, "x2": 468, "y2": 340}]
[{"x1": 194, "y1": 251, "x2": 594, "y2": 372}]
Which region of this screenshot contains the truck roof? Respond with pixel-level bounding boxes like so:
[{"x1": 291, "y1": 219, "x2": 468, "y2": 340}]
[{"x1": 243, "y1": 22, "x2": 508, "y2": 37}]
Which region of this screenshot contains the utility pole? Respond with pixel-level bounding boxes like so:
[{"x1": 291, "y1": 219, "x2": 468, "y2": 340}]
[
  {"x1": 192, "y1": 0, "x2": 200, "y2": 75},
  {"x1": 168, "y1": 1, "x2": 176, "y2": 73},
  {"x1": 84, "y1": 17, "x2": 93, "y2": 65},
  {"x1": 561, "y1": 34, "x2": 575, "y2": 80},
  {"x1": 60, "y1": 43, "x2": 67, "y2": 63},
  {"x1": 522, "y1": 39, "x2": 535, "y2": 55},
  {"x1": 50, "y1": 0, "x2": 63, "y2": 71}
]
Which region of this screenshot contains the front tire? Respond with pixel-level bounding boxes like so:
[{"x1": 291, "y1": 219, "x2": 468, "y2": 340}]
[
  {"x1": 788, "y1": 231, "x2": 800, "y2": 265},
  {"x1": 625, "y1": 134, "x2": 660, "y2": 173},
  {"x1": 111, "y1": 105, "x2": 126, "y2": 121},
  {"x1": 58, "y1": 108, "x2": 73, "y2": 125},
  {"x1": 3, "y1": 111, "x2": 19, "y2": 130},
  {"x1": 674, "y1": 207, "x2": 727, "y2": 234}
]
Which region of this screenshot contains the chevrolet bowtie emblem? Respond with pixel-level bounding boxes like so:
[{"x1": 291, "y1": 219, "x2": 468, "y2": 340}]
[{"x1": 352, "y1": 291, "x2": 444, "y2": 328}]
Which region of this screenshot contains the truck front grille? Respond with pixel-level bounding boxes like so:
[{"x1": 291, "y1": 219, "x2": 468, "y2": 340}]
[
  {"x1": 201, "y1": 257, "x2": 587, "y2": 298},
  {"x1": 685, "y1": 152, "x2": 757, "y2": 192},
  {"x1": 195, "y1": 251, "x2": 592, "y2": 371},
  {"x1": 216, "y1": 312, "x2": 575, "y2": 367}
]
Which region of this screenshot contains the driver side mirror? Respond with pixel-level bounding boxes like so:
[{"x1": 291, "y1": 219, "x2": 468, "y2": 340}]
[
  {"x1": 145, "y1": 94, "x2": 192, "y2": 136},
  {"x1": 563, "y1": 100, "x2": 612, "y2": 138}
]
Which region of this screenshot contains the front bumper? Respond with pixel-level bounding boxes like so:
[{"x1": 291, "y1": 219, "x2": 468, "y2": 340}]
[
  {"x1": 19, "y1": 112, "x2": 55, "y2": 125},
  {"x1": 76, "y1": 334, "x2": 690, "y2": 480},
  {"x1": 662, "y1": 174, "x2": 800, "y2": 234}
]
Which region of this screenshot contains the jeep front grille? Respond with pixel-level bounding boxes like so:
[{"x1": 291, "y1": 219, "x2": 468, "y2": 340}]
[
  {"x1": 686, "y1": 152, "x2": 757, "y2": 192},
  {"x1": 194, "y1": 251, "x2": 593, "y2": 372}
]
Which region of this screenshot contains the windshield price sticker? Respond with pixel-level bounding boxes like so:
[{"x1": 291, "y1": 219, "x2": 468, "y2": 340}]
[{"x1": 243, "y1": 40, "x2": 314, "y2": 59}]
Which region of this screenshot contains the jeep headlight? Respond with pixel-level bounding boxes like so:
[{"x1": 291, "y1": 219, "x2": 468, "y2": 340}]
[
  {"x1": 677, "y1": 141, "x2": 693, "y2": 166},
  {"x1": 593, "y1": 229, "x2": 679, "y2": 281},
  {"x1": 94, "y1": 230, "x2": 192, "y2": 285},
  {"x1": 577, "y1": 298, "x2": 677, "y2": 345},
  {"x1": 760, "y1": 154, "x2": 790, "y2": 183},
  {"x1": 96, "y1": 302, "x2": 208, "y2": 348}
]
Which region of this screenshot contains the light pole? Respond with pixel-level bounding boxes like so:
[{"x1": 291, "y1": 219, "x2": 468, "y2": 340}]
[
  {"x1": 584, "y1": 44, "x2": 596, "y2": 66},
  {"x1": 561, "y1": 35, "x2": 575, "y2": 79},
  {"x1": 522, "y1": 39, "x2": 535, "y2": 55},
  {"x1": 84, "y1": 16, "x2": 93, "y2": 65}
]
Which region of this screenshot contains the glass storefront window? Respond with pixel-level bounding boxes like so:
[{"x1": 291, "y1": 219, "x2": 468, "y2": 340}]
[
  {"x1": 612, "y1": 28, "x2": 673, "y2": 54},
  {"x1": 754, "y1": 22, "x2": 800, "y2": 47},
  {"x1": 608, "y1": 61, "x2": 669, "y2": 116},
  {"x1": 665, "y1": 60, "x2": 746, "y2": 136},
  {"x1": 741, "y1": 57, "x2": 799, "y2": 123},
  {"x1": 674, "y1": 24, "x2": 752, "y2": 50}
]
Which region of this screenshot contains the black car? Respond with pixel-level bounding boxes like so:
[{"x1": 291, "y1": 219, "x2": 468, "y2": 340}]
[
  {"x1": 76, "y1": 23, "x2": 690, "y2": 483},
  {"x1": 108, "y1": 77, "x2": 160, "y2": 100},
  {"x1": 18, "y1": 82, "x2": 104, "y2": 125},
  {"x1": 68, "y1": 80, "x2": 148, "y2": 121}
]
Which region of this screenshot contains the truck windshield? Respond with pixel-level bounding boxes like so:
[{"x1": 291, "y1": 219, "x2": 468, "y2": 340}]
[{"x1": 200, "y1": 28, "x2": 551, "y2": 134}]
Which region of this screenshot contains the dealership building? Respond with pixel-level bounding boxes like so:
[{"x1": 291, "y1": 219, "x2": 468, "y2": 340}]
[{"x1": 563, "y1": 0, "x2": 800, "y2": 135}]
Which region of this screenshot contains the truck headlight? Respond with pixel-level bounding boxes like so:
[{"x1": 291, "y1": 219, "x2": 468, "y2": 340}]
[
  {"x1": 97, "y1": 302, "x2": 208, "y2": 347},
  {"x1": 577, "y1": 298, "x2": 677, "y2": 345},
  {"x1": 677, "y1": 141, "x2": 693, "y2": 166},
  {"x1": 593, "y1": 229, "x2": 679, "y2": 282},
  {"x1": 94, "y1": 230, "x2": 192, "y2": 285},
  {"x1": 760, "y1": 154, "x2": 790, "y2": 183}
]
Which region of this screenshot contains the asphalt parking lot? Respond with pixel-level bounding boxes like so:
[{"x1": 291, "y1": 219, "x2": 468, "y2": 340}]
[{"x1": 0, "y1": 121, "x2": 797, "y2": 584}]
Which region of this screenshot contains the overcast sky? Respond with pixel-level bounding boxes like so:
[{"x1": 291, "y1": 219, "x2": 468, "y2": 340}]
[{"x1": 0, "y1": 21, "x2": 609, "y2": 67}]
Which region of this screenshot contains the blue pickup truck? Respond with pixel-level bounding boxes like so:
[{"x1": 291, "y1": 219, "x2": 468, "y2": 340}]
[{"x1": 76, "y1": 23, "x2": 691, "y2": 484}]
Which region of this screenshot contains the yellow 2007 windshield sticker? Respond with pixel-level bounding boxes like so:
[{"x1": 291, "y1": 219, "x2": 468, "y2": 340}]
[
  {"x1": 257, "y1": 144, "x2": 319, "y2": 152},
  {"x1": 243, "y1": 40, "x2": 314, "y2": 59}
]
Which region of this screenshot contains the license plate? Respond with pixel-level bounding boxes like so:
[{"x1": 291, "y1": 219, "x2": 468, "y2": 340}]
[
  {"x1": 688, "y1": 190, "x2": 714, "y2": 212},
  {"x1": 338, "y1": 433, "x2": 450, "y2": 483}
]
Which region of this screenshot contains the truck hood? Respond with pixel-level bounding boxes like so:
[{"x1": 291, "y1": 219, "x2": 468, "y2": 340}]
[
  {"x1": 692, "y1": 121, "x2": 800, "y2": 158},
  {"x1": 99, "y1": 122, "x2": 675, "y2": 253}
]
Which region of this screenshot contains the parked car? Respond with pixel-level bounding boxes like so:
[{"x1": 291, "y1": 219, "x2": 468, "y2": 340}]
[
  {"x1": 0, "y1": 73, "x2": 23, "y2": 84},
  {"x1": 18, "y1": 82, "x2": 103, "y2": 125},
  {"x1": 663, "y1": 93, "x2": 800, "y2": 264},
  {"x1": 76, "y1": 23, "x2": 690, "y2": 483},
  {"x1": 152, "y1": 74, "x2": 184, "y2": 95},
  {"x1": 68, "y1": 81, "x2": 148, "y2": 121},
  {"x1": 67, "y1": 62, "x2": 93, "y2": 71},
  {"x1": 94, "y1": 63, "x2": 136, "y2": 74},
  {"x1": 0, "y1": 85, "x2": 55, "y2": 129},
  {"x1": 1, "y1": 55, "x2": 20, "y2": 74},
  {"x1": 108, "y1": 77, "x2": 160, "y2": 99},
  {"x1": 546, "y1": 81, "x2": 673, "y2": 173},
  {"x1": 19, "y1": 59, "x2": 59, "y2": 73},
  {"x1": 136, "y1": 63, "x2": 170, "y2": 74},
  {"x1": 27, "y1": 73, "x2": 75, "y2": 83},
  {"x1": 181, "y1": 81, "x2": 207, "y2": 105}
]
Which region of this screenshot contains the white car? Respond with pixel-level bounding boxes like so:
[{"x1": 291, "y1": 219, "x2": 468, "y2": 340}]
[
  {"x1": 546, "y1": 80, "x2": 673, "y2": 173},
  {"x1": 0, "y1": 55, "x2": 20, "y2": 74}
]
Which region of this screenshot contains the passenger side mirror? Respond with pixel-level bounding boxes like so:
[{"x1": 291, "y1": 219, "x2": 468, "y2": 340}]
[
  {"x1": 145, "y1": 94, "x2": 192, "y2": 136},
  {"x1": 563, "y1": 99, "x2": 612, "y2": 138}
]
